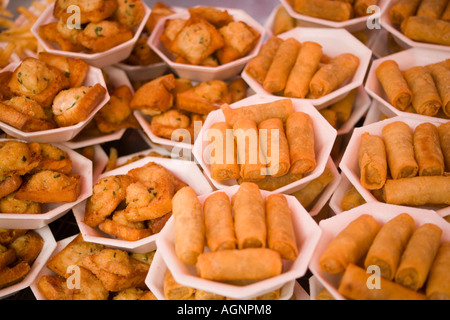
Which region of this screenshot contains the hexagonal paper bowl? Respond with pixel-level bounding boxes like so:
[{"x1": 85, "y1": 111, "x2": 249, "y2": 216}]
[
  {"x1": 148, "y1": 7, "x2": 266, "y2": 82},
  {"x1": 155, "y1": 184, "x2": 322, "y2": 300},
  {"x1": 309, "y1": 202, "x2": 450, "y2": 300},
  {"x1": 0, "y1": 61, "x2": 110, "y2": 144},
  {"x1": 72, "y1": 156, "x2": 214, "y2": 253},
  {"x1": 30, "y1": 2, "x2": 151, "y2": 69},
  {"x1": 365, "y1": 48, "x2": 450, "y2": 124},
  {"x1": 241, "y1": 27, "x2": 373, "y2": 110},
  {"x1": 192, "y1": 94, "x2": 337, "y2": 194}
]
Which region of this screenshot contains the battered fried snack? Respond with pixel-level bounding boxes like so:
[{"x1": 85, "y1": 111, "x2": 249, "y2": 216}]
[
  {"x1": 150, "y1": 109, "x2": 193, "y2": 143},
  {"x1": 164, "y1": 269, "x2": 195, "y2": 300},
  {"x1": 0, "y1": 192, "x2": 41, "y2": 214},
  {"x1": 159, "y1": 18, "x2": 187, "y2": 51},
  {"x1": 427, "y1": 62, "x2": 450, "y2": 117},
  {"x1": 413, "y1": 122, "x2": 445, "y2": 176},
  {"x1": 426, "y1": 242, "x2": 450, "y2": 300},
  {"x1": 293, "y1": 0, "x2": 354, "y2": 22},
  {"x1": 114, "y1": 0, "x2": 145, "y2": 30},
  {"x1": 0, "y1": 261, "x2": 30, "y2": 289},
  {"x1": 9, "y1": 231, "x2": 43, "y2": 264},
  {"x1": 0, "y1": 175, "x2": 22, "y2": 199},
  {"x1": 400, "y1": 16, "x2": 450, "y2": 46},
  {"x1": 437, "y1": 122, "x2": 450, "y2": 171},
  {"x1": 34, "y1": 143, "x2": 72, "y2": 174},
  {"x1": 340, "y1": 186, "x2": 366, "y2": 211},
  {"x1": 38, "y1": 22, "x2": 85, "y2": 53},
  {"x1": 238, "y1": 172, "x2": 303, "y2": 191},
  {"x1": 389, "y1": 0, "x2": 422, "y2": 25},
  {"x1": 77, "y1": 20, "x2": 133, "y2": 53},
  {"x1": 188, "y1": 6, "x2": 234, "y2": 28},
  {"x1": 358, "y1": 132, "x2": 387, "y2": 190},
  {"x1": 145, "y1": 2, "x2": 175, "y2": 34},
  {"x1": 0, "y1": 141, "x2": 41, "y2": 176},
  {"x1": 227, "y1": 77, "x2": 248, "y2": 103},
  {"x1": 98, "y1": 211, "x2": 152, "y2": 241},
  {"x1": 54, "y1": 0, "x2": 118, "y2": 24},
  {"x1": 291, "y1": 167, "x2": 334, "y2": 209}
]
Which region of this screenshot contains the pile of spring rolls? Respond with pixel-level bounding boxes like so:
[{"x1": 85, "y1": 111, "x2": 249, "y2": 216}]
[
  {"x1": 171, "y1": 183, "x2": 298, "y2": 286},
  {"x1": 319, "y1": 213, "x2": 449, "y2": 300},
  {"x1": 389, "y1": 0, "x2": 450, "y2": 46},
  {"x1": 245, "y1": 36, "x2": 359, "y2": 99},
  {"x1": 376, "y1": 58, "x2": 450, "y2": 117},
  {"x1": 207, "y1": 99, "x2": 317, "y2": 191},
  {"x1": 358, "y1": 121, "x2": 450, "y2": 207}
]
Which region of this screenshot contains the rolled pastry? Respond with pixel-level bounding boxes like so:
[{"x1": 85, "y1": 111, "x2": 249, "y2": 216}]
[
  {"x1": 164, "y1": 269, "x2": 195, "y2": 300},
  {"x1": 291, "y1": 167, "x2": 334, "y2": 209},
  {"x1": 293, "y1": 0, "x2": 354, "y2": 22},
  {"x1": 437, "y1": 122, "x2": 450, "y2": 171},
  {"x1": 427, "y1": 62, "x2": 450, "y2": 117},
  {"x1": 413, "y1": 122, "x2": 445, "y2": 176},
  {"x1": 401, "y1": 16, "x2": 450, "y2": 46},
  {"x1": 329, "y1": 88, "x2": 357, "y2": 124},
  {"x1": 239, "y1": 172, "x2": 303, "y2": 191},
  {"x1": 426, "y1": 242, "x2": 450, "y2": 300},
  {"x1": 388, "y1": 0, "x2": 422, "y2": 25},
  {"x1": 416, "y1": 0, "x2": 448, "y2": 19},
  {"x1": 354, "y1": 0, "x2": 378, "y2": 17},
  {"x1": 340, "y1": 186, "x2": 366, "y2": 211},
  {"x1": 358, "y1": 132, "x2": 387, "y2": 190}
]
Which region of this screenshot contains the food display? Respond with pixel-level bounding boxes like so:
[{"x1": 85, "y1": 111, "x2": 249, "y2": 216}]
[{"x1": 1, "y1": 0, "x2": 450, "y2": 303}]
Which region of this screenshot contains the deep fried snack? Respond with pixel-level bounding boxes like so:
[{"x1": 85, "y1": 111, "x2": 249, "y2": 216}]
[
  {"x1": 376, "y1": 60, "x2": 412, "y2": 111},
  {"x1": 164, "y1": 269, "x2": 195, "y2": 300},
  {"x1": 7, "y1": 58, "x2": 70, "y2": 108},
  {"x1": 159, "y1": 18, "x2": 187, "y2": 51},
  {"x1": 239, "y1": 172, "x2": 303, "y2": 191},
  {"x1": 36, "y1": 275, "x2": 74, "y2": 300},
  {"x1": 426, "y1": 242, "x2": 450, "y2": 300},
  {"x1": 38, "y1": 21, "x2": 86, "y2": 53},
  {"x1": 358, "y1": 132, "x2": 387, "y2": 190},
  {"x1": 84, "y1": 174, "x2": 134, "y2": 228},
  {"x1": 272, "y1": 5, "x2": 297, "y2": 35},
  {"x1": 150, "y1": 109, "x2": 192, "y2": 142},
  {"x1": 227, "y1": 77, "x2": 248, "y2": 103},
  {"x1": 0, "y1": 248, "x2": 15, "y2": 270},
  {"x1": 0, "y1": 175, "x2": 22, "y2": 199},
  {"x1": 0, "y1": 229, "x2": 27, "y2": 245},
  {"x1": 52, "y1": 83, "x2": 107, "y2": 127},
  {"x1": 114, "y1": 0, "x2": 145, "y2": 30},
  {"x1": 15, "y1": 170, "x2": 81, "y2": 203},
  {"x1": 98, "y1": 212, "x2": 152, "y2": 241},
  {"x1": 330, "y1": 88, "x2": 357, "y2": 124},
  {"x1": 77, "y1": 20, "x2": 133, "y2": 53},
  {"x1": 401, "y1": 16, "x2": 450, "y2": 46},
  {"x1": 0, "y1": 261, "x2": 31, "y2": 289},
  {"x1": 188, "y1": 6, "x2": 234, "y2": 28},
  {"x1": 0, "y1": 71, "x2": 13, "y2": 101},
  {"x1": 388, "y1": 0, "x2": 422, "y2": 25},
  {"x1": 130, "y1": 74, "x2": 176, "y2": 116},
  {"x1": 0, "y1": 141, "x2": 41, "y2": 176},
  {"x1": 38, "y1": 52, "x2": 89, "y2": 88},
  {"x1": 294, "y1": 0, "x2": 354, "y2": 22},
  {"x1": 126, "y1": 35, "x2": 163, "y2": 66},
  {"x1": 413, "y1": 122, "x2": 445, "y2": 176},
  {"x1": 427, "y1": 62, "x2": 450, "y2": 117},
  {"x1": 145, "y1": 2, "x2": 175, "y2": 34},
  {"x1": 437, "y1": 122, "x2": 450, "y2": 171},
  {"x1": 54, "y1": 0, "x2": 118, "y2": 24},
  {"x1": 9, "y1": 231, "x2": 43, "y2": 264},
  {"x1": 291, "y1": 167, "x2": 334, "y2": 209},
  {"x1": 0, "y1": 192, "x2": 42, "y2": 214},
  {"x1": 34, "y1": 143, "x2": 72, "y2": 174},
  {"x1": 340, "y1": 186, "x2": 366, "y2": 211}
]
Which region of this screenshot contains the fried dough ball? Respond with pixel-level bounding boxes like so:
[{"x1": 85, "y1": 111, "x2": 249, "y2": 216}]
[
  {"x1": 38, "y1": 52, "x2": 89, "y2": 88},
  {"x1": 9, "y1": 231, "x2": 44, "y2": 263},
  {"x1": 0, "y1": 141, "x2": 41, "y2": 176},
  {"x1": 0, "y1": 192, "x2": 42, "y2": 214}
]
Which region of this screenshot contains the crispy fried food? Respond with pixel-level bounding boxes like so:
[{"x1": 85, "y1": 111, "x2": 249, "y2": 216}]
[
  {"x1": 0, "y1": 261, "x2": 30, "y2": 289},
  {"x1": 0, "y1": 175, "x2": 22, "y2": 199},
  {"x1": 56, "y1": 19, "x2": 84, "y2": 50},
  {"x1": 126, "y1": 35, "x2": 163, "y2": 66},
  {"x1": 0, "y1": 248, "x2": 15, "y2": 270},
  {"x1": 54, "y1": 0, "x2": 118, "y2": 24},
  {"x1": 0, "y1": 71, "x2": 13, "y2": 101},
  {"x1": 98, "y1": 209, "x2": 152, "y2": 241},
  {"x1": 80, "y1": 248, "x2": 149, "y2": 292},
  {"x1": 0, "y1": 229, "x2": 27, "y2": 245},
  {"x1": 216, "y1": 21, "x2": 260, "y2": 65},
  {"x1": 38, "y1": 52, "x2": 89, "y2": 88},
  {"x1": 46, "y1": 234, "x2": 104, "y2": 278},
  {"x1": 148, "y1": 211, "x2": 172, "y2": 234},
  {"x1": 84, "y1": 174, "x2": 134, "y2": 227},
  {"x1": 38, "y1": 22, "x2": 86, "y2": 53},
  {"x1": 0, "y1": 192, "x2": 42, "y2": 214},
  {"x1": 130, "y1": 251, "x2": 155, "y2": 265},
  {"x1": 9, "y1": 231, "x2": 43, "y2": 264},
  {"x1": 130, "y1": 74, "x2": 176, "y2": 115},
  {"x1": 188, "y1": 6, "x2": 234, "y2": 28},
  {"x1": 0, "y1": 141, "x2": 41, "y2": 176},
  {"x1": 150, "y1": 109, "x2": 192, "y2": 142},
  {"x1": 7, "y1": 58, "x2": 70, "y2": 108},
  {"x1": 52, "y1": 83, "x2": 107, "y2": 127},
  {"x1": 145, "y1": 1, "x2": 175, "y2": 34},
  {"x1": 114, "y1": 0, "x2": 145, "y2": 30},
  {"x1": 77, "y1": 20, "x2": 133, "y2": 53},
  {"x1": 228, "y1": 77, "x2": 248, "y2": 103},
  {"x1": 169, "y1": 16, "x2": 224, "y2": 65},
  {"x1": 176, "y1": 80, "x2": 231, "y2": 115},
  {"x1": 34, "y1": 143, "x2": 72, "y2": 174},
  {"x1": 36, "y1": 275, "x2": 73, "y2": 300},
  {"x1": 15, "y1": 170, "x2": 81, "y2": 203},
  {"x1": 113, "y1": 287, "x2": 148, "y2": 300},
  {"x1": 159, "y1": 18, "x2": 187, "y2": 50}
]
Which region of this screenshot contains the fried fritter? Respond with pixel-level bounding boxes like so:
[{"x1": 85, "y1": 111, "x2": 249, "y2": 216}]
[
  {"x1": 145, "y1": 1, "x2": 175, "y2": 34},
  {"x1": 9, "y1": 231, "x2": 43, "y2": 264},
  {"x1": 34, "y1": 143, "x2": 72, "y2": 174},
  {"x1": 38, "y1": 52, "x2": 89, "y2": 88},
  {"x1": 114, "y1": 0, "x2": 145, "y2": 30},
  {"x1": 77, "y1": 20, "x2": 133, "y2": 53},
  {"x1": 0, "y1": 261, "x2": 30, "y2": 289},
  {"x1": 36, "y1": 275, "x2": 74, "y2": 300},
  {"x1": 150, "y1": 109, "x2": 192, "y2": 142},
  {"x1": 0, "y1": 175, "x2": 22, "y2": 199},
  {"x1": 126, "y1": 35, "x2": 163, "y2": 66},
  {"x1": 98, "y1": 209, "x2": 152, "y2": 241},
  {"x1": 0, "y1": 141, "x2": 41, "y2": 176},
  {"x1": 0, "y1": 192, "x2": 42, "y2": 214},
  {"x1": 188, "y1": 6, "x2": 234, "y2": 28},
  {"x1": 54, "y1": 0, "x2": 118, "y2": 24}
]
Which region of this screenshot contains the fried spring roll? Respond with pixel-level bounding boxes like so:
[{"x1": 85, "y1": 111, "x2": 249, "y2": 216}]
[
  {"x1": 203, "y1": 192, "x2": 237, "y2": 251},
  {"x1": 413, "y1": 123, "x2": 445, "y2": 176},
  {"x1": 221, "y1": 98, "x2": 294, "y2": 127},
  {"x1": 416, "y1": 0, "x2": 448, "y2": 19},
  {"x1": 338, "y1": 264, "x2": 427, "y2": 300},
  {"x1": 208, "y1": 122, "x2": 240, "y2": 182},
  {"x1": 329, "y1": 88, "x2": 357, "y2": 124},
  {"x1": 286, "y1": 112, "x2": 316, "y2": 175},
  {"x1": 233, "y1": 118, "x2": 267, "y2": 181},
  {"x1": 319, "y1": 214, "x2": 381, "y2": 274},
  {"x1": 404, "y1": 66, "x2": 442, "y2": 116},
  {"x1": 427, "y1": 62, "x2": 450, "y2": 117},
  {"x1": 364, "y1": 213, "x2": 416, "y2": 281},
  {"x1": 238, "y1": 172, "x2": 304, "y2": 191},
  {"x1": 172, "y1": 186, "x2": 205, "y2": 265},
  {"x1": 163, "y1": 270, "x2": 195, "y2": 300},
  {"x1": 388, "y1": 0, "x2": 422, "y2": 25},
  {"x1": 245, "y1": 36, "x2": 284, "y2": 84},
  {"x1": 263, "y1": 38, "x2": 301, "y2": 93},
  {"x1": 401, "y1": 16, "x2": 450, "y2": 46},
  {"x1": 291, "y1": 167, "x2": 334, "y2": 209},
  {"x1": 196, "y1": 248, "x2": 282, "y2": 282},
  {"x1": 426, "y1": 242, "x2": 450, "y2": 300},
  {"x1": 376, "y1": 60, "x2": 412, "y2": 111},
  {"x1": 383, "y1": 176, "x2": 450, "y2": 206},
  {"x1": 265, "y1": 194, "x2": 298, "y2": 260},
  {"x1": 437, "y1": 122, "x2": 450, "y2": 171},
  {"x1": 358, "y1": 132, "x2": 388, "y2": 190},
  {"x1": 231, "y1": 182, "x2": 266, "y2": 249},
  {"x1": 340, "y1": 186, "x2": 366, "y2": 211},
  {"x1": 284, "y1": 41, "x2": 323, "y2": 99},
  {"x1": 382, "y1": 121, "x2": 418, "y2": 179},
  {"x1": 442, "y1": 1, "x2": 450, "y2": 21},
  {"x1": 354, "y1": 0, "x2": 378, "y2": 17},
  {"x1": 395, "y1": 223, "x2": 442, "y2": 291},
  {"x1": 294, "y1": 0, "x2": 353, "y2": 22},
  {"x1": 258, "y1": 118, "x2": 290, "y2": 177}
]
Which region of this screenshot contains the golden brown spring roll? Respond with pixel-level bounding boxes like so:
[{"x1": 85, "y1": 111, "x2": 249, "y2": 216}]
[
  {"x1": 196, "y1": 248, "x2": 282, "y2": 282},
  {"x1": 426, "y1": 242, "x2": 450, "y2": 300},
  {"x1": 291, "y1": 167, "x2": 334, "y2": 209},
  {"x1": 358, "y1": 132, "x2": 388, "y2": 190},
  {"x1": 427, "y1": 62, "x2": 450, "y2": 117},
  {"x1": 319, "y1": 214, "x2": 381, "y2": 274},
  {"x1": 284, "y1": 41, "x2": 323, "y2": 99},
  {"x1": 329, "y1": 88, "x2": 357, "y2": 124},
  {"x1": 272, "y1": 5, "x2": 297, "y2": 35},
  {"x1": 308, "y1": 53, "x2": 360, "y2": 99},
  {"x1": 340, "y1": 186, "x2": 366, "y2": 211},
  {"x1": 172, "y1": 186, "x2": 205, "y2": 265},
  {"x1": 442, "y1": 1, "x2": 450, "y2": 21},
  {"x1": 416, "y1": 0, "x2": 448, "y2": 19},
  {"x1": 286, "y1": 112, "x2": 316, "y2": 175},
  {"x1": 354, "y1": 0, "x2": 378, "y2": 17},
  {"x1": 203, "y1": 192, "x2": 236, "y2": 252},
  {"x1": 401, "y1": 16, "x2": 450, "y2": 46},
  {"x1": 388, "y1": 0, "x2": 422, "y2": 25},
  {"x1": 395, "y1": 223, "x2": 442, "y2": 291},
  {"x1": 338, "y1": 264, "x2": 427, "y2": 300},
  {"x1": 263, "y1": 37, "x2": 301, "y2": 93},
  {"x1": 437, "y1": 122, "x2": 450, "y2": 171},
  {"x1": 404, "y1": 66, "x2": 442, "y2": 116},
  {"x1": 221, "y1": 98, "x2": 294, "y2": 127},
  {"x1": 231, "y1": 182, "x2": 266, "y2": 249},
  {"x1": 265, "y1": 194, "x2": 298, "y2": 260},
  {"x1": 413, "y1": 122, "x2": 445, "y2": 176},
  {"x1": 245, "y1": 36, "x2": 284, "y2": 84},
  {"x1": 294, "y1": 0, "x2": 354, "y2": 22},
  {"x1": 383, "y1": 176, "x2": 450, "y2": 206},
  {"x1": 376, "y1": 60, "x2": 412, "y2": 111},
  {"x1": 319, "y1": 109, "x2": 338, "y2": 129},
  {"x1": 233, "y1": 118, "x2": 267, "y2": 181},
  {"x1": 382, "y1": 121, "x2": 418, "y2": 179},
  {"x1": 238, "y1": 172, "x2": 304, "y2": 191},
  {"x1": 164, "y1": 270, "x2": 195, "y2": 300},
  {"x1": 258, "y1": 118, "x2": 290, "y2": 177},
  {"x1": 364, "y1": 213, "x2": 416, "y2": 281},
  {"x1": 208, "y1": 122, "x2": 240, "y2": 182}
]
